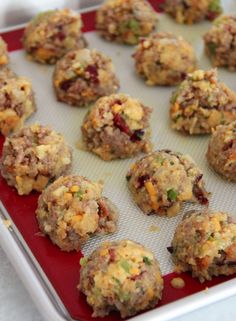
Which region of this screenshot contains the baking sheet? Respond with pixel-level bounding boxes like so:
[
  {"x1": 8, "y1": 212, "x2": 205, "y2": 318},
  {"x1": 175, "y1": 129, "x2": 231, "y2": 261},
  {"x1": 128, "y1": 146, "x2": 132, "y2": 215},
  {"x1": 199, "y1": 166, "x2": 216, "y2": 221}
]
[{"x1": 0, "y1": 2, "x2": 236, "y2": 321}]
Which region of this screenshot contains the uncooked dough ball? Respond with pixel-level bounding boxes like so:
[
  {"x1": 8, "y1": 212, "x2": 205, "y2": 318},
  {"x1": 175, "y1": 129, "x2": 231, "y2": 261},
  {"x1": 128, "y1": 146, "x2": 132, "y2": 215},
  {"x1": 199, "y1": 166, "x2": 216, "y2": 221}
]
[
  {"x1": 81, "y1": 93, "x2": 152, "y2": 160},
  {"x1": 79, "y1": 239, "x2": 163, "y2": 318},
  {"x1": 133, "y1": 32, "x2": 197, "y2": 86}
]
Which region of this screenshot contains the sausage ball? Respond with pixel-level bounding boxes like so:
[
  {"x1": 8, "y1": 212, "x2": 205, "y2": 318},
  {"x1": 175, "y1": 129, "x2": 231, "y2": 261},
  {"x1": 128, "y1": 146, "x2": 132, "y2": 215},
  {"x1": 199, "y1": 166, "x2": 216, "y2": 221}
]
[
  {"x1": 22, "y1": 9, "x2": 86, "y2": 64},
  {"x1": 0, "y1": 72, "x2": 36, "y2": 136},
  {"x1": 169, "y1": 210, "x2": 236, "y2": 282},
  {"x1": 96, "y1": 0, "x2": 158, "y2": 45},
  {"x1": 79, "y1": 239, "x2": 163, "y2": 318},
  {"x1": 133, "y1": 32, "x2": 197, "y2": 86},
  {"x1": 207, "y1": 121, "x2": 236, "y2": 181},
  {"x1": 81, "y1": 93, "x2": 152, "y2": 160},
  {"x1": 53, "y1": 48, "x2": 120, "y2": 107},
  {"x1": 204, "y1": 14, "x2": 236, "y2": 70},
  {"x1": 0, "y1": 36, "x2": 9, "y2": 65},
  {"x1": 0, "y1": 124, "x2": 72, "y2": 195},
  {"x1": 126, "y1": 150, "x2": 209, "y2": 217},
  {"x1": 36, "y1": 175, "x2": 118, "y2": 251},
  {"x1": 170, "y1": 69, "x2": 236, "y2": 134},
  {"x1": 164, "y1": 0, "x2": 222, "y2": 24}
]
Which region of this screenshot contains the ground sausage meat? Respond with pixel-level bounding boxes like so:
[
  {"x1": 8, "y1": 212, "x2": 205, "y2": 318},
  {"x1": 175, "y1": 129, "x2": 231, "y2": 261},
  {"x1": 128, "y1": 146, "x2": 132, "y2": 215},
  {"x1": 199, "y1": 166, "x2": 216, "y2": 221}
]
[
  {"x1": 36, "y1": 175, "x2": 118, "y2": 251},
  {"x1": 0, "y1": 124, "x2": 72, "y2": 195},
  {"x1": 133, "y1": 32, "x2": 197, "y2": 86},
  {"x1": 204, "y1": 14, "x2": 236, "y2": 70},
  {"x1": 170, "y1": 69, "x2": 236, "y2": 134},
  {"x1": 169, "y1": 209, "x2": 236, "y2": 282},
  {"x1": 79, "y1": 239, "x2": 163, "y2": 318},
  {"x1": 164, "y1": 0, "x2": 222, "y2": 24},
  {"x1": 0, "y1": 71, "x2": 36, "y2": 136},
  {"x1": 23, "y1": 9, "x2": 86, "y2": 64},
  {"x1": 0, "y1": 37, "x2": 9, "y2": 65},
  {"x1": 126, "y1": 150, "x2": 209, "y2": 217},
  {"x1": 207, "y1": 121, "x2": 236, "y2": 181},
  {"x1": 81, "y1": 93, "x2": 152, "y2": 160},
  {"x1": 53, "y1": 48, "x2": 120, "y2": 107},
  {"x1": 96, "y1": 0, "x2": 158, "y2": 45}
]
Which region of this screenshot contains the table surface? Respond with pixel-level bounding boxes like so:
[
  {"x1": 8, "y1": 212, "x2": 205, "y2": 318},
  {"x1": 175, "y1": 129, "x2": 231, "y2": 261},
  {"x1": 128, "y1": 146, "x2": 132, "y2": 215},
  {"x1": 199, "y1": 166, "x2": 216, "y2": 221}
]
[{"x1": 0, "y1": 244, "x2": 235, "y2": 321}]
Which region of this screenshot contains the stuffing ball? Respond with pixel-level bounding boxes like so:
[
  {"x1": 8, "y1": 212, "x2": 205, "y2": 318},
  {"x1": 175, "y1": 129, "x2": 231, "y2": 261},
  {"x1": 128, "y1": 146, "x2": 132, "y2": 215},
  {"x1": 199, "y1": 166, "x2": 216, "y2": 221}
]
[
  {"x1": 22, "y1": 9, "x2": 86, "y2": 64},
  {"x1": 207, "y1": 121, "x2": 236, "y2": 181},
  {"x1": 204, "y1": 15, "x2": 236, "y2": 70},
  {"x1": 0, "y1": 37, "x2": 9, "y2": 65},
  {"x1": 164, "y1": 0, "x2": 222, "y2": 24},
  {"x1": 53, "y1": 48, "x2": 120, "y2": 107},
  {"x1": 81, "y1": 93, "x2": 152, "y2": 160},
  {"x1": 96, "y1": 0, "x2": 158, "y2": 45},
  {"x1": 133, "y1": 32, "x2": 197, "y2": 86},
  {"x1": 0, "y1": 124, "x2": 72, "y2": 195},
  {"x1": 170, "y1": 69, "x2": 236, "y2": 134},
  {"x1": 0, "y1": 71, "x2": 36, "y2": 136},
  {"x1": 126, "y1": 150, "x2": 209, "y2": 217},
  {"x1": 79, "y1": 239, "x2": 163, "y2": 318},
  {"x1": 36, "y1": 175, "x2": 118, "y2": 251},
  {"x1": 169, "y1": 209, "x2": 236, "y2": 282}
]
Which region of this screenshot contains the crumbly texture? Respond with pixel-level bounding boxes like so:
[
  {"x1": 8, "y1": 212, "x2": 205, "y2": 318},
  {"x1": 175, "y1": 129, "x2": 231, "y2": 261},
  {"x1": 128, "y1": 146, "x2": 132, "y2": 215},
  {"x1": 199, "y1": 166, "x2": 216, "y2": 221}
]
[
  {"x1": 0, "y1": 37, "x2": 9, "y2": 65},
  {"x1": 81, "y1": 93, "x2": 152, "y2": 160},
  {"x1": 0, "y1": 72, "x2": 36, "y2": 136},
  {"x1": 126, "y1": 150, "x2": 209, "y2": 217},
  {"x1": 170, "y1": 69, "x2": 236, "y2": 134},
  {"x1": 169, "y1": 210, "x2": 236, "y2": 282},
  {"x1": 207, "y1": 121, "x2": 236, "y2": 181},
  {"x1": 79, "y1": 239, "x2": 163, "y2": 318},
  {"x1": 0, "y1": 124, "x2": 72, "y2": 195},
  {"x1": 133, "y1": 32, "x2": 197, "y2": 86},
  {"x1": 36, "y1": 175, "x2": 118, "y2": 251},
  {"x1": 23, "y1": 9, "x2": 86, "y2": 64},
  {"x1": 96, "y1": 0, "x2": 158, "y2": 45},
  {"x1": 164, "y1": 0, "x2": 222, "y2": 24},
  {"x1": 53, "y1": 48, "x2": 120, "y2": 107},
  {"x1": 204, "y1": 15, "x2": 236, "y2": 70}
]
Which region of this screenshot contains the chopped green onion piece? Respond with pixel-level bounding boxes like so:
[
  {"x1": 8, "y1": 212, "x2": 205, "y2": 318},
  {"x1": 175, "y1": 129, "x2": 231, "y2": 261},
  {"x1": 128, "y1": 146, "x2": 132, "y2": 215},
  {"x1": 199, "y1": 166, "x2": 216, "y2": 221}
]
[
  {"x1": 208, "y1": 0, "x2": 222, "y2": 12},
  {"x1": 167, "y1": 188, "x2": 178, "y2": 201},
  {"x1": 75, "y1": 190, "x2": 83, "y2": 200},
  {"x1": 120, "y1": 259, "x2": 131, "y2": 273},
  {"x1": 208, "y1": 42, "x2": 217, "y2": 55},
  {"x1": 80, "y1": 257, "x2": 88, "y2": 266},
  {"x1": 143, "y1": 256, "x2": 152, "y2": 265}
]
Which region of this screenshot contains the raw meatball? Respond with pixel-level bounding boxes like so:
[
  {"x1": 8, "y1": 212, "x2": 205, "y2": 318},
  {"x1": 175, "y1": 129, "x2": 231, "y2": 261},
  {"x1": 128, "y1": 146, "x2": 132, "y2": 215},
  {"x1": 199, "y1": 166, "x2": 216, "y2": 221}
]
[
  {"x1": 53, "y1": 48, "x2": 120, "y2": 107},
  {"x1": 81, "y1": 93, "x2": 152, "y2": 160},
  {"x1": 0, "y1": 37, "x2": 9, "y2": 65},
  {"x1": 207, "y1": 121, "x2": 236, "y2": 181},
  {"x1": 36, "y1": 175, "x2": 118, "y2": 251},
  {"x1": 79, "y1": 239, "x2": 163, "y2": 318},
  {"x1": 164, "y1": 0, "x2": 222, "y2": 24},
  {"x1": 133, "y1": 32, "x2": 197, "y2": 86},
  {"x1": 0, "y1": 73, "x2": 36, "y2": 136},
  {"x1": 96, "y1": 0, "x2": 158, "y2": 45},
  {"x1": 126, "y1": 150, "x2": 209, "y2": 217},
  {"x1": 23, "y1": 9, "x2": 86, "y2": 64},
  {"x1": 0, "y1": 124, "x2": 72, "y2": 195},
  {"x1": 170, "y1": 69, "x2": 236, "y2": 134},
  {"x1": 204, "y1": 15, "x2": 236, "y2": 70},
  {"x1": 169, "y1": 210, "x2": 236, "y2": 282}
]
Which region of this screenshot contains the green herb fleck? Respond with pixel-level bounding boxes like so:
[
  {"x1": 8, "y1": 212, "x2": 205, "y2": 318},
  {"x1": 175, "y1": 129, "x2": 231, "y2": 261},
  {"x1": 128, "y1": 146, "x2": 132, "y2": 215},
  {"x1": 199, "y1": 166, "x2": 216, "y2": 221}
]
[
  {"x1": 167, "y1": 188, "x2": 178, "y2": 201},
  {"x1": 155, "y1": 155, "x2": 164, "y2": 165},
  {"x1": 121, "y1": 292, "x2": 130, "y2": 302},
  {"x1": 79, "y1": 257, "x2": 88, "y2": 266},
  {"x1": 143, "y1": 256, "x2": 152, "y2": 265},
  {"x1": 128, "y1": 19, "x2": 140, "y2": 32},
  {"x1": 112, "y1": 276, "x2": 121, "y2": 286},
  {"x1": 120, "y1": 259, "x2": 131, "y2": 273},
  {"x1": 208, "y1": 0, "x2": 222, "y2": 13},
  {"x1": 75, "y1": 190, "x2": 83, "y2": 200},
  {"x1": 170, "y1": 161, "x2": 175, "y2": 165},
  {"x1": 173, "y1": 114, "x2": 182, "y2": 123},
  {"x1": 208, "y1": 42, "x2": 217, "y2": 55},
  {"x1": 171, "y1": 92, "x2": 178, "y2": 104}
]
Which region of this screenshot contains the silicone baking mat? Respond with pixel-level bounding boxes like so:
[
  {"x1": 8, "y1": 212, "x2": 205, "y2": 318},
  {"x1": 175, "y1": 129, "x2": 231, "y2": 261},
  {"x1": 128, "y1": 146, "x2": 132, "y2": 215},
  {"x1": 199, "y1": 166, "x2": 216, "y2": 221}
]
[{"x1": 0, "y1": 1, "x2": 236, "y2": 320}]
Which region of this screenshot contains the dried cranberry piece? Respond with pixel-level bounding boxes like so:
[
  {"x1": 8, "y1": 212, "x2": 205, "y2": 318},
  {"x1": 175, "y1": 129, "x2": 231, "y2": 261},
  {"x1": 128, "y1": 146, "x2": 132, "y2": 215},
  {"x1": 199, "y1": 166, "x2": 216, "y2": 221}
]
[
  {"x1": 98, "y1": 200, "x2": 109, "y2": 217},
  {"x1": 206, "y1": 11, "x2": 218, "y2": 21},
  {"x1": 195, "y1": 174, "x2": 203, "y2": 184},
  {"x1": 108, "y1": 248, "x2": 116, "y2": 262},
  {"x1": 85, "y1": 65, "x2": 99, "y2": 84},
  {"x1": 55, "y1": 31, "x2": 66, "y2": 41},
  {"x1": 222, "y1": 140, "x2": 234, "y2": 151},
  {"x1": 167, "y1": 246, "x2": 173, "y2": 254},
  {"x1": 137, "y1": 174, "x2": 150, "y2": 188},
  {"x1": 193, "y1": 185, "x2": 209, "y2": 205},
  {"x1": 113, "y1": 113, "x2": 131, "y2": 135},
  {"x1": 130, "y1": 129, "x2": 144, "y2": 142},
  {"x1": 60, "y1": 79, "x2": 74, "y2": 91},
  {"x1": 181, "y1": 72, "x2": 187, "y2": 80},
  {"x1": 113, "y1": 99, "x2": 122, "y2": 105}
]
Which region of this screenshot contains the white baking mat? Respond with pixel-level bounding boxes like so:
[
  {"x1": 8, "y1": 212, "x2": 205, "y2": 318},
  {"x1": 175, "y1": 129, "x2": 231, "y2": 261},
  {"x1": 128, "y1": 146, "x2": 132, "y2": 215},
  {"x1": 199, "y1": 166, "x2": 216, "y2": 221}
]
[{"x1": 8, "y1": 7, "x2": 236, "y2": 275}]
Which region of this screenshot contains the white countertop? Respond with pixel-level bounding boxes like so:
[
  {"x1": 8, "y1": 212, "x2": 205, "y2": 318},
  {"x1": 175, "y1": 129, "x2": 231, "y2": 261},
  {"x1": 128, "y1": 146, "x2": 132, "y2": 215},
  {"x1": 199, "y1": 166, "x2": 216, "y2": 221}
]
[{"x1": 0, "y1": 245, "x2": 234, "y2": 321}]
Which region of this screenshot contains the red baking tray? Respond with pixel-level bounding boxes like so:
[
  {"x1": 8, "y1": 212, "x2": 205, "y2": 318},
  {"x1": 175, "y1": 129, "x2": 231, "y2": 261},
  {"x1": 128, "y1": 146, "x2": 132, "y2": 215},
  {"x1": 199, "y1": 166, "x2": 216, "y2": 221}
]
[{"x1": 0, "y1": 2, "x2": 235, "y2": 320}]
